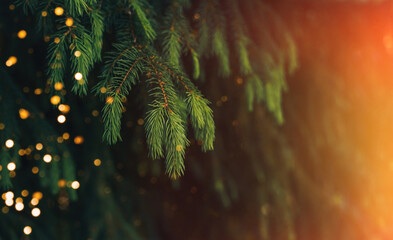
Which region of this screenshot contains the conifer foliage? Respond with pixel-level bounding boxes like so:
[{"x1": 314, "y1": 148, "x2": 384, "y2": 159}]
[{"x1": 12, "y1": 0, "x2": 295, "y2": 178}]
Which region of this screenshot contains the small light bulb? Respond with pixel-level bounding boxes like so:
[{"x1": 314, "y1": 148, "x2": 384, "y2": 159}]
[
  {"x1": 74, "y1": 72, "x2": 83, "y2": 81},
  {"x1": 32, "y1": 192, "x2": 43, "y2": 200},
  {"x1": 21, "y1": 190, "x2": 29, "y2": 197},
  {"x1": 7, "y1": 162, "x2": 16, "y2": 171},
  {"x1": 43, "y1": 154, "x2": 52, "y2": 163},
  {"x1": 62, "y1": 132, "x2": 70, "y2": 140},
  {"x1": 54, "y1": 82, "x2": 64, "y2": 90},
  {"x1": 54, "y1": 7, "x2": 64, "y2": 16},
  {"x1": 73, "y1": 136, "x2": 84, "y2": 145},
  {"x1": 93, "y1": 159, "x2": 101, "y2": 166},
  {"x1": 50, "y1": 95, "x2": 61, "y2": 105},
  {"x1": 31, "y1": 208, "x2": 41, "y2": 217},
  {"x1": 35, "y1": 143, "x2": 43, "y2": 151},
  {"x1": 58, "y1": 104, "x2": 70, "y2": 113},
  {"x1": 74, "y1": 51, "x2": 81, "y2": 57},
  {"x1": 71, "y1": 181, "x2": 80, "y2": 189},
  {"x1": 57, "y1": 115, "x2": 66, "y2": 123},
  {"x1": 15, "y1": 202, "x2": 24, "y2": 211},
  {"x1": 23, "y1": 226, "x2": 32, "y2": 235},
  {"x1": 106, "y1": 96, "x2": 114, "y2": 104},
  {"x1": 31, "y1": 198, "x2": 39, "y2": 206},
  {"x1": 5, "y1": 198, "x2": 13, "y2": 206},
  {"x1": 19, "y1": 108, "x2": 30, "y2": 119},
  {"x1": 5, "y1": 191, "x2": 14, "y2": 199},
  {"x1": 5, "y1": 139, "x2": 14, "y2": 148},
  {"x1": 65, "y1": 18, "x2": 74, "y2": 27},
  {"x1": 5, "y1": 56, "x2": 17, "y2": 67},
  {"x1": 17, "y1": 30, "x2": 27, "y2": 39}
]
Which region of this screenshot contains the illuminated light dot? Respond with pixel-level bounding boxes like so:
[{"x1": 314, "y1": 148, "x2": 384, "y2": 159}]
[
  {"x1": 2, "y1": 206, "x2": 9, "y2": 214},
  {"x1": 100, "y1": 87, "x2": 107, "y2": 93},
  {"x1": 43, "y1": 154, "x2": 52, "y2": 163},
  {"x1": 57, "y1": 137, "x2": 63, "y2": 143},
  {"x1": 65, "y1": 18, "x2": 74, "y2": 27},
  {"x1": 5, "y1": 199, "x2": 13, "y2": 206},
  {"x1": 57, "y1": 115, "x2": 66, "y2": 123},
  {"x1": 9, "y1": 4, "x2": 15, "y2": 10},
  {"x1": 21, "y1": 190, "x2": 29, "y2": 197},
  {"x1": 74, "y1": 72, "x2": 83, "y2": 81},
  {"x1": 62, "y1": 132, "x2": 70, "y2": 140},
  {"x1": 74, "y1": 136, "x2": 84, "y2": 145},
  {"x1": 18, "y1": 149, "x2": 25, "y2": 156},
  {"x1": 25, "y1": 148, "x2": 32, "y2": 155},
  {"x1": 236, "y1": 77, "x2": 243, "y2": 85},
  {"x1": 54, "y1": 82, "x2": 64, "y2": 90},
  {"x1": 32, "y1": 167, "x2": 39, "y2": 174},
  {"x1": 35, "y1": 143, "x2": 43, "y2": 151},
  {"x1": 221, "y1": 96, "x2": 228, "y2": 102},
  {"x1": 58, "y1": 179, "x2": 66, "y2": 187},
  {"x1": 17, "y1": 30, "x2": 27, "y2": 39},
  {"x1": 5, "y1": 139, "x2": 14, "y2": 148},
  {"x1": 176, "y1": 145, "x2": 183, "y2": 152},
  {"x1": 71, "y1": 181, "x2": 80, "y2": 189},
  {"x1": 93, "y1": 159, "x2": 101, "y2": 166},
  {"x1": 9, "y1": 171, "x2": 16, "y2": 178},
  {"x1": 7, "y1": 162, "x2": 16, "y2": 171},
  {"x1": 106, "y1": 96, "x2": 114, "y2": 104},
  {"x1": 32, "y1": 192, "x2": 43, "y2": 200},
  {"x1": 31, "y1": 198, "x2": 39, "y2": 206},
  {"x1": 74, "y1": 51, "x2": 81, "y2": 57},
  {"x1": 5, "y1": 56, "x2": 17, "y2": 67},
  {"x1": 54, "y1": 7, "x2": 64, "y2": 16},
  {"x1": 0, "y1": 165, "x2": 2, "y2": 171},
  {"x1": 54, "y1": 37, "x2": 61, "y2": 44},
  {"x1": 5, "y1": 191, "x2": 14, "y2": 199},
  {"x1": 50, "y1": 95, "x2": 61, "y2": 105},
  {"x1": 19, "y1": 108, "x2": 30, "y2": 119},
  {"x1": 44, "y1": 36, "x2": 50, "y2": 42},
  {"x1": 34, "y1": 88, "x2": 43, "y2": 95},
  {"x1": 23, "y1": 226, "x2": 32, "y2": 235},
  {"x1": 31, "y1": 208, "x2": 41, "y2": 217},
  {"x1": 137, "y1": 118, "x2": 144, "y2": 125},
  {"x1": 0, "y1": 123, "x2": 4, "y2": 130},
  {"x1": 41, "y1": 11, "x2": 47, "y2": 17},
  {"x1": 92, "y1": 110, "x2": 99, "y2": 117},
  {"x1": 15, "y1": 197, "x2": 23, "y2": 203},
  {"x1": 194, "y1": 13, "x2": 200, "y2": 20},
  {"x1": 58, "y1": 104, "x2": 70, "y2": 113},
  {"x1": 15, "y1": 202, "x2": 24, "y2": 211}
]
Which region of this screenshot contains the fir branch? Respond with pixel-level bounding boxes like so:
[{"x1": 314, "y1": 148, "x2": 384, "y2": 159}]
[
  {"x1": 89, "y1": 9, "x2": 105, "y2": 61},
  {"x1": 129, "y1": 0, "x2": 156, "y2": 41}
]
